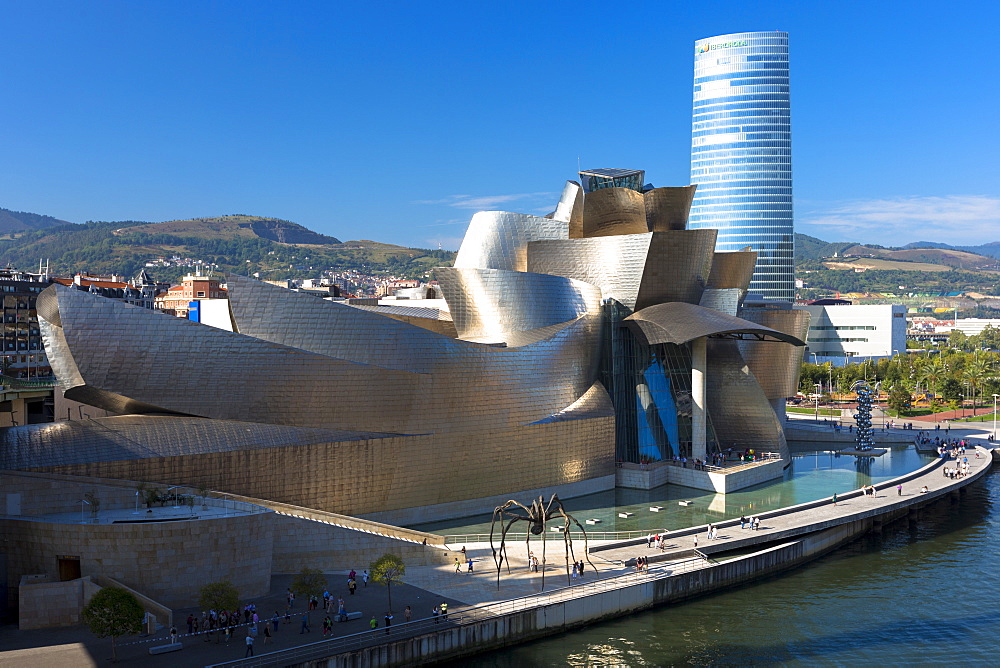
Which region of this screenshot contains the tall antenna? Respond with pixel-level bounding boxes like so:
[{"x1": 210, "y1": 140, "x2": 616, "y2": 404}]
[{"x1": 577, "y1": 155, "x2": 581, "y2": 174}]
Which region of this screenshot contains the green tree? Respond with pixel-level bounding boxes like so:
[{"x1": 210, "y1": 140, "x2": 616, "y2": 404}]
[
  {"x1": 198, "y1": 580, "x2": 240, "y2": 614},
  {"x1": 369, "y1": 553, "x2": 405, "y2": 613},
  {"x1": 82, "y1": 586, "x2": 144, "y2": 663},
  {"x1": 290, "y1": 567, "x2": 327, "y2": 600},
  {"x1": 887, "y1": 385, "x2": 912, "y2": 415},
  {"x1": 940, "y1": 378, "x2": 964, "y2": 403}
]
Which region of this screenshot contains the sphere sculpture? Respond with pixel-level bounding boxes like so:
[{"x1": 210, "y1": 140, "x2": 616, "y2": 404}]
[{"x1": 853, "y1": 381, "x2": 875, "y2": 451}]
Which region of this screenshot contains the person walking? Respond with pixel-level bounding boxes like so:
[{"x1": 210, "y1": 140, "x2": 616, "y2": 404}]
[
  {"x1": 348, "y1": 578, "x2": 357, "y2": 595},
  {"x1": 832, "y1": 493, "x2": 838, "y2": 506},
  {"x1": 404, "y1": 605, "x2": 411, "y2": 623},
  {"x1": 455, "y1": 557, "x2": 462, "y2": 573},
  {"x1": 300, "y1": 611, "x2": 310, "y2": 633},
  {"x1": 384, "y1": 612, "x2": 393, "y2": 635},
  {"x1": 244, "y1": 633, "x2": 254, "y2": 657},
  {"x1": 440, "y1": 601, "x2": 448, "y2": 621},
  {"x1": 740, "y1": 515, "x2": 747, "y2": 530},
  {"x1": 897, "y1": 484, "x2": 903, "y2": 496},
  {"x1": 263, "y1": 621, "x2": 272, "y2": 646},
  {"x1": 432, "y1": 605, "x2": 440, "y2": 623},
  {"x1": 362, "y1": 570, "x2": 369, "y2": 587},
  {"x1": 370, "y1": 616, "x2": 378, "y2": 634}
]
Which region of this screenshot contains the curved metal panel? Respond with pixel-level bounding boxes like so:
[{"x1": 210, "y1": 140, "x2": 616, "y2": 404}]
[
  {"x1": 0, "y1": 416, "x2": 391, "y2": 470},
  {"x1": 635, "y1": 229, "x2": 717, "y2": 309},
  {"x1": 624, "y1": 302, "x2": 806, "y2": 346},
  {"x1": 435, "y1": 267, "x2": 600, "y2": 342},
  {"x1": 707, "y1": 250, "x2": 758, "y2": 295},
  {"x1": 527, "y1": 233, "x2": 652, "y2": 309},
  {"x1": 552, "y1": 180, "x2": 584, "y2": 239},
  {"x1": 737, "y1": 308, "x2": 811, "y2": 399},
  {"x1": 644, "y1": 186, "x2": 697, "y2": 232},
  {"x1": 581, "y1": 187, "x2": 648, "y2": 238},
  {"x1": 707, "y1": 339, "x2": 788, "y2": 457},
  {"x1": 699, "y1": 288, "x2": 741, "y2": 316},
  {"x1": 453, "y1": 211, "x2": 567, "y2": 272},
  {"x1": 45, "y1": 283, "x2": 602, "y2": 434}
]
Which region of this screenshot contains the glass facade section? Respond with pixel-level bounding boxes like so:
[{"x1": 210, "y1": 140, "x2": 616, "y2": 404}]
[
  {"x1": 578, "y1": 168, "x2": 646, "y2": 193},
  {"x1": 689, "y1": 31, "x2": 794, "y2": 302},
  {"x1": 600, "y1": 301, "x2": 717, "y2": 463}
]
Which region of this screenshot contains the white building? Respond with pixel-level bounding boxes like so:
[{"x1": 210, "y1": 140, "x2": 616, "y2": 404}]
[
  {"x1": 944, "y1": 318, "x2": 1000, "y2": 336},
  {"x1": 796, "y1": 304, "x2": 907, "y2": 365}
]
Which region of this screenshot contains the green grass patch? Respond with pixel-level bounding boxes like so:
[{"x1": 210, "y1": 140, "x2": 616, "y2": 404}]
[
  {"x1": 951, "y1": 413, "x2": 1000, "y2": 423},
  {"x1": 787, "y1": 406, "x2": 841, "y2": 416}
]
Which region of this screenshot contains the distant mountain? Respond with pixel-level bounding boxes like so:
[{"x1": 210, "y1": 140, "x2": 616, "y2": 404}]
[
  {"x1": 0, "y1": 212, "x2": 451, "y2": 282},
  {"x1": 0, "y1": 207, "x2": 73, "y2": 235},
  {"x1": 794, "y1": 233, "x2": 855, "y2": 262},
  {"x1": 903, "y1": 240, "x2": 1000, "y2": 259},
  {"x1": 114, "y1": 214, "x2": 340, "y2": 245},
  {"x1": 795, "y1": 233, "x2": 999, "y2": 270}
]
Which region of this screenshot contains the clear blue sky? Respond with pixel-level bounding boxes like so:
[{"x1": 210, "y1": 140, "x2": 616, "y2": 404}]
[{"x1": 2, "y1": 1, "x2": 998, "y2": 250}]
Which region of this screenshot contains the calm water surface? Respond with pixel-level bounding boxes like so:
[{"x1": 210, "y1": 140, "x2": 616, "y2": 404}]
[
  {"x1": 448, "y1": 456, "x2": 999, "y2": 667},
  {"x1": 414, "y1": 447, "x2": 933, "y2": 537}
]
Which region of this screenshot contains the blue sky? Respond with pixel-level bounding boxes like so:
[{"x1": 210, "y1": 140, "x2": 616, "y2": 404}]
[{"x1": 2, "y1": 1, "x2": 998, "y2": 250}]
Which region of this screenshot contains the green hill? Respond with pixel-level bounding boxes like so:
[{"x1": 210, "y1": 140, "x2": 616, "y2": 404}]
[
  {"x1": 0, "y1": 207, "x2": 72, "y2": 235},
  {"x1": 0, "y1": 214, "x2": 453, "y2": 282}
]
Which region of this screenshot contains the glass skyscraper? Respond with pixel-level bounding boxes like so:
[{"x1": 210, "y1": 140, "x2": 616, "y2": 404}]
[{"x1": 689, "y1": 31, "x2": 793, "y2": 302}]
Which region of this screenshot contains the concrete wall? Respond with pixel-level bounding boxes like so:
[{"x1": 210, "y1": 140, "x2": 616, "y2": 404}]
[
  {"x1": 269, "y1": 514, "x2": 452, "y2": 573},
  {"x1": 17, "y1": 575, "x2": 101, "y2": 629},
  {"x1": 615, "y1": 459, "x2": 784, "y2": 493},
  {"x1": 1, "y1": 512, "x2": 272, "y2": 610}
]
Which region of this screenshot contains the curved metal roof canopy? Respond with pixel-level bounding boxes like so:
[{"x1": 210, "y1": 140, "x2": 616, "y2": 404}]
[{"x1": 624, "y1": 302, "x2": 806, "y2": 346}]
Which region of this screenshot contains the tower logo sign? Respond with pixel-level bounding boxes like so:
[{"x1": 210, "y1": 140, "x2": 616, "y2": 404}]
[{"x1": 696, "y1": 40, "x2": 747, "y2": 54}]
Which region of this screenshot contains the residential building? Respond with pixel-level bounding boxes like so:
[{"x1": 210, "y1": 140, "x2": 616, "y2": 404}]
[
  {"x1": 690, "y1": 31, "x2": 794, "y2": 302},
  {"x1": 0, "y1": 268, "x2": 52, "y2": 379},
  {"x1": 154, "y1": 273, "x2": 226, "y2": 317}
]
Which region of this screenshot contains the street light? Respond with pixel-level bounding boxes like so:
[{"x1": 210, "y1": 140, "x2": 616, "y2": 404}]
[
  {"x1": 166, "y1": 486, "x2": 180, "y2": 509},
  {"x1": 814, "y1": 383, "x2": 822, "y2": 421}
]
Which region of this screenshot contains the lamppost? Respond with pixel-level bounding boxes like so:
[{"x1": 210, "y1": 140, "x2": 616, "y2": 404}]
[
  {"x1": 993, "y1": 394, "x2": 999, "y2": 442},
  {"x1": 80, "y1": 498, "x2": 90, "y2": 525},
  {"x1": 814, "y1": 383, "x2": 822, "y2": 421},
  {"x1": 166, "y1": 486, "x2": 180, "y2": 509}
]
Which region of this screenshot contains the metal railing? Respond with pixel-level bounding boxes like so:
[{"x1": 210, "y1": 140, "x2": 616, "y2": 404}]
[{"x1": 206, "y1": 554, "x2": 712, "y2": 668}]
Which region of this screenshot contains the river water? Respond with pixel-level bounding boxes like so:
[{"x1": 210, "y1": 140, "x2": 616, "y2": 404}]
[{"x1": 437, "y1": 449, "x2": 1000, "y2": 666}]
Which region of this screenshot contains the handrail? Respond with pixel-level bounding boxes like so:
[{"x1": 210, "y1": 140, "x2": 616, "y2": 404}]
[{"x1": 219, "y1": 492, "x2": 448, "y2": 547}]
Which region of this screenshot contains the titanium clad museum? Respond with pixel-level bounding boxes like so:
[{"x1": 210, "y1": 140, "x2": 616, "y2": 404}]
[{"x1": 0, "y1": 172, "x2": 807, "y2": 525}]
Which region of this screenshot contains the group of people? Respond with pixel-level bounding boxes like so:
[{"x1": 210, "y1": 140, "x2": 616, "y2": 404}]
[
  {"x1": 646, "y1": 532, "x2": 670, "y2": 550},
  {"x1": 632, "y1": 555, "x2": 649, "y2": 571},
  {"x1": 738, "y1": 516, "x2": 761, "y2": 531}
]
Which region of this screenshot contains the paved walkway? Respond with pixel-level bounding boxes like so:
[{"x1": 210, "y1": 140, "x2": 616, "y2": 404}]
[{"x1": 0, "y1": 574, "x2": 465, "y2": 667}]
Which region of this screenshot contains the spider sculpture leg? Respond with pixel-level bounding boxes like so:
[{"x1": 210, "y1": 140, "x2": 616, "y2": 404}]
[
  {"x1": 490, "y1": 501, "x2": 533, "y2": 590},
  {"x1": 567, "y1": 511, "x2": 599, "y2": 576}
]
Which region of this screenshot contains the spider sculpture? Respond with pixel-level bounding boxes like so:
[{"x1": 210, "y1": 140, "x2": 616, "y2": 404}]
[{"x1": 489, "y1": 494, "x2": 597, "y2": 591}]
